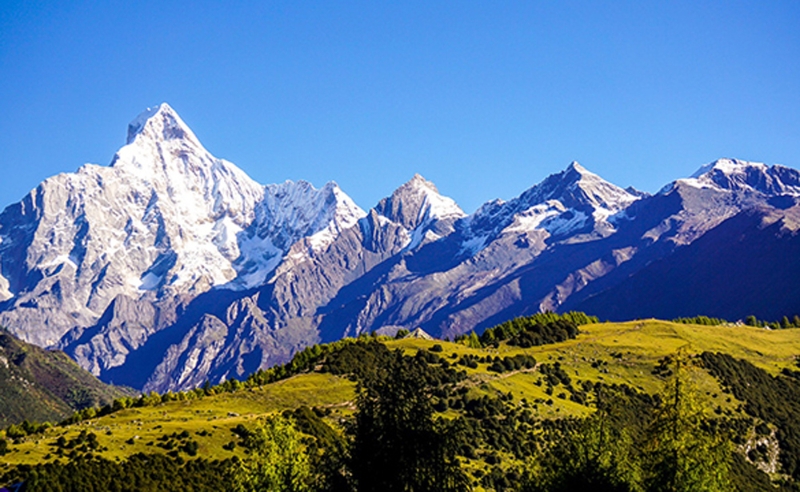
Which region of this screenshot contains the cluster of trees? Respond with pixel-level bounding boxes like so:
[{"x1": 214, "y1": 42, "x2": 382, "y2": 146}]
[
  {"x1": 7, "y1": 315, "x2": 798, "y2": 491},
  {"x1": 672, "y1": 314, "x2": 800, "y2": 329},
  {"x1": 226, "y1": 350, "x2": 743, "y2": 492},
  {"x1": 2, "y1": 343, "x2": 787, "y2": 492},
  {"x1": 518, "y1": 356, "x2": 749, "y2": 492},
  {"x1": 744, "y1": 315, "x2": 800, "y2": 329},
  {"x1": 4, "y1": 454, "x2": 230, "y2": 491},
  {"x1": 480, "y1": 312, "x2": 592, "y2": 347},
  {"x1": 672, "y1": 316, "x2": 729, "y2": 326},
  {"x1": 455, "y1": 312, "x2": 593, "y2": 349},
  {"x1": 10, "y1": 335, "x2": 383, "y2": 432},
  {"x1": 228, "y1": 346, "x2": 470, "y2": 491},
  {"x1": 3, "y1": 421, "x2": 51, "y2": 441},
  {"x1": 701, "y1": 352, "x2": 800, "y2": 483},
  {"x1": 5, "y1": 313, "x2": 597, "y2": 436}
]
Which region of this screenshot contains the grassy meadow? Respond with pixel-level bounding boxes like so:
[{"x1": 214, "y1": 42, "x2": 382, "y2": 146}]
[{"x1": 2, "y1": 318, "x2": 799, "y2": 489}]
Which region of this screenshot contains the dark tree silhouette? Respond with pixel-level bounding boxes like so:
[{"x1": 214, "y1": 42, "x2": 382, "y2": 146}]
[{"x1": 348, "y1": 351, "x2": 469, "y2": 492}]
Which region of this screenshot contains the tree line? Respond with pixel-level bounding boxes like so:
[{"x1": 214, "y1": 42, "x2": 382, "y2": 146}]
[{"x1": 6, "y1": 343, "x2": 778, "y2": 491}]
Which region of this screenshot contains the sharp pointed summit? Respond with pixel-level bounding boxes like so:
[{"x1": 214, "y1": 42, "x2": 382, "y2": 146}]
[
  {"x1": 375, "y1": 174, "x2": 465, "y2": 231},
  {"x1": 526, "y1": 161, "x2": 637, "y2": 211},
  {"x1": 466, "y1": 162, "x2": 640, "y2": 243},
  {"x1": 126, "y1": 103, "x2": 199, "y2": 145},
  {"x1": 0, "y1": 104, "x2": 364, "y2": 348}
]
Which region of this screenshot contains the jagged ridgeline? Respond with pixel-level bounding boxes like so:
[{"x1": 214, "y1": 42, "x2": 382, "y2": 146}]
[{"x1": 2, "y1": 103, "x2": 800, "y2": 394}]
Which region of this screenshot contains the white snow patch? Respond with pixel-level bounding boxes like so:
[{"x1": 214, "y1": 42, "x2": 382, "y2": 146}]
[
  {"x1": 411, "y1": 178, "x2": 465, "y2": 222},
  {"x1": 546, "y1": 210, "x2": 589, "y2": 235},
  {"x1": 460, "y1": 234, "x2": 489, "y2": 256},
  {"x1": 139, "y1": 272, "x2": 162, "y2": 291},
  {"x1": 690, "y1": 158, "x2": 767, "y2": 178},
  {"x1": 503, "y1": 201, "x2": 566, "y2": 233}
]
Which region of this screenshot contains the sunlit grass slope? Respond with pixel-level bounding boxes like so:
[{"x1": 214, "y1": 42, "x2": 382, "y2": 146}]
[{"x1": 2, "y1": 320, "x2": 798, "y2": 470}]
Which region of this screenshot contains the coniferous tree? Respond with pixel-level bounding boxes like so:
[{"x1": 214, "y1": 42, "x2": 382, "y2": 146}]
[
  {"x1": 522, "y1": 416, "x2": 639, "y2": 491},
  {"x1": 233, "y1": 415, "x2": 313, "y2": 492},
  {"x1": 642, "y1": 354, "x2": 731, "y2": 492},
  {"x1": 348, "y1": 351, "x2": 469, "y2": 492}
]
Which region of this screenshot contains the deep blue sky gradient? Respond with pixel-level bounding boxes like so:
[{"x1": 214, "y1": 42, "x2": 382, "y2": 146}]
[{"x1": 1, "y1": 1, "x2": 798, "y2": 213}]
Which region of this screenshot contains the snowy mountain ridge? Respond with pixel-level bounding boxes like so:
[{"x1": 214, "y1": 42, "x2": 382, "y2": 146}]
[
  {"x1": 459, "y1": 161, "x2": 640, "y2": 255},
  {"x1": 0, "y1": 103, "x2": 363, "y2": 346},
  {"x1": 669, "y1": 158, "x2": 800, "y2": 196},
  {"x1": 1, "y1": 103, "x2": 798, "y2": 392}
]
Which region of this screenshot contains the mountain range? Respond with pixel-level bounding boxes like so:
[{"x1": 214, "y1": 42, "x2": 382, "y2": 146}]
[{"x1": 0, "y1": 103, "x2": 798, "y2": 392}]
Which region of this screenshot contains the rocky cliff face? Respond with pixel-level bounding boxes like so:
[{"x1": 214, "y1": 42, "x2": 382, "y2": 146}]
[
  {"x1": 1, "y1": 104, "x2": 798, "y2": 392},
  {"x1": 0, "y1": 104, "x2": 364, "y2": 375}
]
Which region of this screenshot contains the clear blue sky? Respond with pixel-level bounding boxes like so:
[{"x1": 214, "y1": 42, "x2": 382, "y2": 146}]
[{"x1": 1, "y1": 1, "x2": 798, "y2": 213}]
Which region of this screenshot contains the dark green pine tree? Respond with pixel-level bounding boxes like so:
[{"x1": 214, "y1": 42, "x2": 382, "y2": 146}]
[{"x1": 348, "y1": 350, "x2": 469, "y2": 492}]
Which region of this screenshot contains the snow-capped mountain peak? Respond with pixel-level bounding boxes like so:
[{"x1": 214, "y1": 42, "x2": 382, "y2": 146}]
[
  {"x1": 0, "y1": 104, "x2": 365, "y2": 346},
  {"x1": 463, "y1": 162, "x2": 640, "y2": 249},
  {"x1": 126, "y1": 103, "x2": 199, "y2": 146},
  {"x1": 566, "y1": 160, "x2": 589, "y2": 174},
  {"x1": 677, "y1": 158, "x2": 800, "y2": 196},
  {"x1": 375, "y1": 174, "x2": 465, "y2": 230},
  {"x1": 511, "y1": 161, "x2": 638, "y2": 222}
]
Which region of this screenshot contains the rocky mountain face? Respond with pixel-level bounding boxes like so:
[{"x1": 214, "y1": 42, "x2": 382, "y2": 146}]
[{"x1": 1, "y1": 105, "x2": 797, "y2": 392}]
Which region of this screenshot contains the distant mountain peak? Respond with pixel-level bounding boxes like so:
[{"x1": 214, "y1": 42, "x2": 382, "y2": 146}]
[
  {"x1": 126, "y1": 103, "x2": 198, "y2": 146},
  {"x1": 399, "y1": 173, "x2": 443, "y2": 195},
  {"x1": 566, "y1": 160, "x2": 588, "y2": 174},
  {"x1": 375, "y1": 174, "x2": 465, "y2": 230},
  {"x1": 519, "y1": 162, "x2": 639, "y2": 217},
  {"x1": 0, "y1": 104, "x2": 366, "y2": 347},
  {"x1": 678, "y1": 158, "x2": 800, "y2": 196},
  {"x1": 464, "y1": 162, "x2": 640, "y2": 245},
  {"x1": 689, "y1": 158, "x2": 765, "y2": 179}
]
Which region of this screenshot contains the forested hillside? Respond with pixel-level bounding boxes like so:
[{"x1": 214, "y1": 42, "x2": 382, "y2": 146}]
[
  {"x1": 1, "y1": 316, "x2": 799, "y2": 491},
  {"x1": 0, "y1": 329, "x2": 131, "y2": 428}
]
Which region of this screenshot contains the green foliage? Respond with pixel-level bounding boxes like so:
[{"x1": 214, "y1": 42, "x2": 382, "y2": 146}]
[
  {"x1": 672, "y1": 316, "x2": 728, "y2": 326},
  {"x1": 5, "y1": 424, "x2": 26, "y2": 440},
  {"x1": 507, "y1": 319, "x2": 579, "y2": 349},
  {"x1": 702, "y1": 351, "x2": 800, "y2": 481},
  {"x1": 6, "y1": 319, "x2": 800, "y2": 490},
  {"x1": 284, "y1": 406, "x2": 349, "y2": 492},
  {"x1": 521, "y1": 360, "x2": 734, "y2": 492},
  {"x1": 461, "y1": 332, "x2": 481, "y2": 348},
  {"x1": 522, "y1": 411, "x2": 640, "y2": 492},
  {"x1": 487, "y1": 354, "x2": 536, "y2": 373},
  {"x1": 742, "y1": 314, "x2": 800, "y2": 329},
  {"x1": 0, "y1": 330, "x2": 129, "y2": 428},
  {"x1": 232, "y1": 415, "x2": 313, "y2": 492},
  {"x1": 348, "y1": 350, "x2": 469, "y2": 492},
  {"x1": 479, "y1": 312, "x2": 591, "y2": 347},
  {"x1": 642, "y1": 355, "x2": 732, "y2": 492},
  {"x1": 5, "y1": 453, "x2": 230, "y2": 491}
]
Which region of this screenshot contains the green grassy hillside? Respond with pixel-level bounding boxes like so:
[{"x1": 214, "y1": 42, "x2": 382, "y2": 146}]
[
  {"x1": 2, "y1": 319, "x2": 800, "y2": 490},
  {"x1": 0, "y1": 329, "x2": 132, "y2": 427}
]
